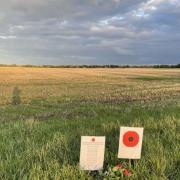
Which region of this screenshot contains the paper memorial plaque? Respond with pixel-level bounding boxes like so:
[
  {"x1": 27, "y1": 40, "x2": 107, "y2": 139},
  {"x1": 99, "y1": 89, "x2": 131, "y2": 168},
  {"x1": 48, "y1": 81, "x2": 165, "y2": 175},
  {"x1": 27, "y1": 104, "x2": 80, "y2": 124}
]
[{"x1": 80, "y1": 136, "x2": 105, "y2": 170}]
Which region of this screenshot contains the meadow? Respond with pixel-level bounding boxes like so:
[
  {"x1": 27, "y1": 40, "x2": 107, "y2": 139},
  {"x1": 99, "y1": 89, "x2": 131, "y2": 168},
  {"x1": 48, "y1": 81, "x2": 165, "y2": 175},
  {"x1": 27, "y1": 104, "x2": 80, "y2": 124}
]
[{"x1": 0, "y1": 67, "x2": 179, "y2": 179}]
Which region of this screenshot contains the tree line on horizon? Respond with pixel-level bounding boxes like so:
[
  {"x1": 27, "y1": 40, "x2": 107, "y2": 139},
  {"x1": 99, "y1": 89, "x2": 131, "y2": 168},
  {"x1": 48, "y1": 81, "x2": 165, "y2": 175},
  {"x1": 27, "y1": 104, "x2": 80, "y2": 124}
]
[{"x1": 0, "y1": 64, "x2": 179, "y2": 68}]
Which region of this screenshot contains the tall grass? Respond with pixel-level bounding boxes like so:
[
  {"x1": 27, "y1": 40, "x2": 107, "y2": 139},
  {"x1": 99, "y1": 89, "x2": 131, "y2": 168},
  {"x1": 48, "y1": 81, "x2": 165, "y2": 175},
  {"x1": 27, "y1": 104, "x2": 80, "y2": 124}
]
[{"x1": 0, "y1": 100, "x2": 179, "y2": 179}]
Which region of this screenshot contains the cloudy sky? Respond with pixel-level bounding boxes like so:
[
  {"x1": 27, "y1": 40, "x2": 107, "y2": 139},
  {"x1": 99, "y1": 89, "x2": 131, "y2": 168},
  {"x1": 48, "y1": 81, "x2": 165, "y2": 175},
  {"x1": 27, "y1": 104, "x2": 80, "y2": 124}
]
[{"x1": 0, "y1": 0, "x2": 179, "y2": 65}]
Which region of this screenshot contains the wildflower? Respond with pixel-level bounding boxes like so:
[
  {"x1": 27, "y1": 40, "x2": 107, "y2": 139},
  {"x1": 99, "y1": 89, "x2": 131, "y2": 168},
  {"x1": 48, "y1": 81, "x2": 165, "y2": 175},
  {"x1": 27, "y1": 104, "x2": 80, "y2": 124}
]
[
  {"x1": 114, "y1": 163, "x2": 123, "y2": 169},
  {"x1": 123, "y1": 169, "x2": 132, "y2": 177},
  {"x1": 112, "y1": 163, "x2": 123, "y2": 171}
]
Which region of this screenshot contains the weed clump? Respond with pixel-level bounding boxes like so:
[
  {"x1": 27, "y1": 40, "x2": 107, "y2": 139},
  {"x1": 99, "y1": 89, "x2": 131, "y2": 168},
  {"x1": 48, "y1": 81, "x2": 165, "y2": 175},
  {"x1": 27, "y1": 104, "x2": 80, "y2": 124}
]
[{"x1": 12, "y1": 86, "x2": 21, "y2": 105}]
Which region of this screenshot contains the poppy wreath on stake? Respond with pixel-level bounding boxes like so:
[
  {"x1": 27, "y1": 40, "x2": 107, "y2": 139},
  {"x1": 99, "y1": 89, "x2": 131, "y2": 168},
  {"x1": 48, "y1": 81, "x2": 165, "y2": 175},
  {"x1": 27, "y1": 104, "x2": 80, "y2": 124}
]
[
  {"x1": 123, "y1": 131, "x2": 139, "y2": 147},
  {"x1": 118, "y1": 127, "x2": 143, "y2": 159}
]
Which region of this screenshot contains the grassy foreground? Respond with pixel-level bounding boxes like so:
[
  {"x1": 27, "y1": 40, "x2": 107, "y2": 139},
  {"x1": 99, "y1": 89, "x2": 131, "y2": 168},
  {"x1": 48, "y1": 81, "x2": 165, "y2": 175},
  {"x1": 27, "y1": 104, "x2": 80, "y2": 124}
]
[{"x1": 0, "y1": 68, "x2": 179, "y2": 179}]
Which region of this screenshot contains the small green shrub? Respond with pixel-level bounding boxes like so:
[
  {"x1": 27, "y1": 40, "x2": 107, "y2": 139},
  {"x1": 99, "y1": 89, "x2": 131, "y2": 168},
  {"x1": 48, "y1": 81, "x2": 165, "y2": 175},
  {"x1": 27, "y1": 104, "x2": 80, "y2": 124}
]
[{"x1": 12, "y1": 86, "x2": 21, "y2": 105}]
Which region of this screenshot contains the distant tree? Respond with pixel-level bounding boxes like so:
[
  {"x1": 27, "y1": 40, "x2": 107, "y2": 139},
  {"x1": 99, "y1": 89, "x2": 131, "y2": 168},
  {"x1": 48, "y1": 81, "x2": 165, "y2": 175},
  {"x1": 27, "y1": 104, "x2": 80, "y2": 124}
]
[{"x1": 0, "y1": 63, "x2": 179, "y2": 68}]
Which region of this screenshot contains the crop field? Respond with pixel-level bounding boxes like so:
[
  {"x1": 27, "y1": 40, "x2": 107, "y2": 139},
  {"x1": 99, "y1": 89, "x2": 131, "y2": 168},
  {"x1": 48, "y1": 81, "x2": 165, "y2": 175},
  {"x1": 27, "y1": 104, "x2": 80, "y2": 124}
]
[{"x1": 0, "y1": 67, "x2": 180, "y2": 179}]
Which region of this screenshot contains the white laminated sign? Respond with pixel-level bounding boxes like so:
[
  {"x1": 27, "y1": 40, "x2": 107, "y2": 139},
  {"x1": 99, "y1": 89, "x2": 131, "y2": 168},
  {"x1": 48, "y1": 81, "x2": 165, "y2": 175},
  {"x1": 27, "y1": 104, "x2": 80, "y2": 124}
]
[
  {"x1": 80, "y1": 136, "x2": 105, "y2": 171},
  {"x1": 118, "y1": 127, "x2": 144, "y2": 159}
]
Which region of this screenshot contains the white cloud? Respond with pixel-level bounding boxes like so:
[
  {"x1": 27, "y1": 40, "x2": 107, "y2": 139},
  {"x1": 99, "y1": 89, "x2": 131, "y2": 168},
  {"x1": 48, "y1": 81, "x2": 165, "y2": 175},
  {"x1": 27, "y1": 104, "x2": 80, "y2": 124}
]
[{"x1": 0, "y1": 35, "x2": 17, "y2": 39}]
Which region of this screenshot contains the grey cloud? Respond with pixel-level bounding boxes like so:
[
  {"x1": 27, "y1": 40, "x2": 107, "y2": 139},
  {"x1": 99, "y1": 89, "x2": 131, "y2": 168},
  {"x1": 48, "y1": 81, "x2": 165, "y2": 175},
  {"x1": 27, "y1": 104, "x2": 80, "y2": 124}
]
[{"x1": 0, "y1": 0, "x2": 179, "y2": 65}]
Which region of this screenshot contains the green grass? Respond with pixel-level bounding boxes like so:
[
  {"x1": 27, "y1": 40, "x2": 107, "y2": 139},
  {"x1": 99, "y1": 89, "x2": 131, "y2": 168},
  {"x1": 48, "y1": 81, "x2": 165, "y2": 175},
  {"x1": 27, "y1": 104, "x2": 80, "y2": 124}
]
[
  {"x1": 0, "y1": 99, "x2": 180, "y2": 179},
  {"x1": 0, "y1": 68, "x2": 180, "y2": 179}
]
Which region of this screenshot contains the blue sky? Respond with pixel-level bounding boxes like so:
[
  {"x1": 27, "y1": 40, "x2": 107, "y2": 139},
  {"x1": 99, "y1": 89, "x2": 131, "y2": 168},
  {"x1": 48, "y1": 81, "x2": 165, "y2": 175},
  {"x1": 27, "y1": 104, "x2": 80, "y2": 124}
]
[{"x1": 0, "y1": 0, "x2": 179, "y2": 65}]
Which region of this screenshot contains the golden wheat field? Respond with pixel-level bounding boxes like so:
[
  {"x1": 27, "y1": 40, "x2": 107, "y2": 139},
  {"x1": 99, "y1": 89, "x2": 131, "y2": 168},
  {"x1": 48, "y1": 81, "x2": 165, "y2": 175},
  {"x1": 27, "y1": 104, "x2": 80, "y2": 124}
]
[{"x1": 0, "y1": 67, "x2": 179, "y2": 105}]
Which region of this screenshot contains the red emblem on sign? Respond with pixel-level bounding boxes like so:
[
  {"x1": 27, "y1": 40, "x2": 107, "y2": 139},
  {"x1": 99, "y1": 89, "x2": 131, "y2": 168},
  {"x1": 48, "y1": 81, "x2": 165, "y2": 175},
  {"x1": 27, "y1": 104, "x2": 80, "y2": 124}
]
[
  {"x1": 123, "y1": 131, "x2": 139, "y2": 147},
  {"x1": 92, "y1": 138, "x2": 95, "y2": 142}
]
